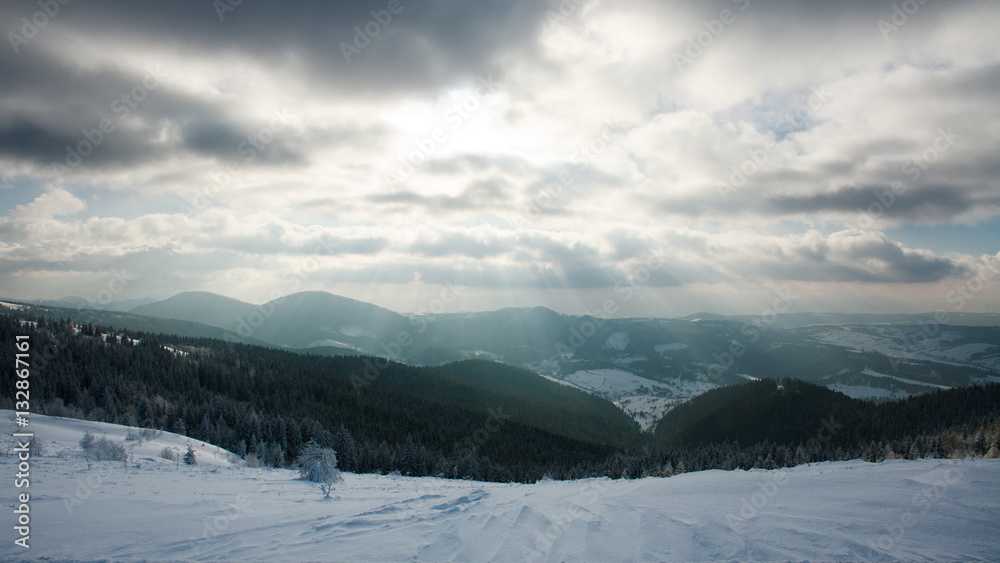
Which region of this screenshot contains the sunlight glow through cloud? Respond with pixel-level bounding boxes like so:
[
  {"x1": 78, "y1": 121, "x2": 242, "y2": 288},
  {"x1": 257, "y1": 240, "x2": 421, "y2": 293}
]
[{"x1": 0, "y1": 0, "x2": 998, "y2": 315}]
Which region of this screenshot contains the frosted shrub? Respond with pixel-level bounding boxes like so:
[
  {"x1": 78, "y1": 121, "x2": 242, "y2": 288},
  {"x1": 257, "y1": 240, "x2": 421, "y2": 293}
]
[
  {"x1": 242, "y1": 453, "x2": 263, "y2": 468},
  {"x1": 80, "y1": 432, "x2": 126, "y2": 462},
  {"x1": 296, "y1": 440, "x2": 342, "y2": 498}
]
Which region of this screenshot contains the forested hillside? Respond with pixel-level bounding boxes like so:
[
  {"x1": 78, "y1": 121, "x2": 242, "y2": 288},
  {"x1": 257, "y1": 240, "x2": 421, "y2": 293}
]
[
  {"x1": 3, "y1": 310, "x2": 998, "y2": 483},
  {"x1": 0, "y1": 313, "x2": 638, "y2": 482},
  {"x1": 653, "y1": 378, "x2": 1000, "y2": 456}
]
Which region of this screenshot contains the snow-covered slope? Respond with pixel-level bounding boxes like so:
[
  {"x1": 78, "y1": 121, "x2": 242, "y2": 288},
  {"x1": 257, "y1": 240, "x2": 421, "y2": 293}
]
[{"x1": 2, "y1": 411, "x2": 998, "y2": 561}]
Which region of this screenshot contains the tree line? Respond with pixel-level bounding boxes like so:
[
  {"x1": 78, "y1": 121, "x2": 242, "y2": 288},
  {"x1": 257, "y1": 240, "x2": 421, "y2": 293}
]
[{"x1": 1, "y1": 313, "x2": 997, "y2": 483}]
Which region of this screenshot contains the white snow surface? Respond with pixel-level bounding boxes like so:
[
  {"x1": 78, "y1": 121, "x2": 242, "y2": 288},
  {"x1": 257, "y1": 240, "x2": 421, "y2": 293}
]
[
  {"x1": 563, "y1": 368, "x2": 663, "y2": 395},
  {"x1": 559, "y1": 370, "x2": 718, "y2": 430},
  {"x1": 807, "y1": 327, "x2": 1000, "y2": 371},
  {"x1": 3, "y1": 411, "x2": 999, "y2": 562},
  {"x1": 828, "y1": 384, "x2": 912, "y2": 400},
  {"x1": 939, "y1": 342, "x2": 993, "y2": 361},
  {"x1": 602, "y1": 332, "x2": 629, "y2": 351},
  {"x1": 338, "y1": 326, "x2": 377, "y2": 338},
  {"x1": 861, "y1": 367, "x2": 952, "y2": 390},
  {"x1": 655, "y1": 342, "x2": 689, "y2": 354},
  {"x1": 307, "y1": 339, "x2": 359, "y2": 350},
  {"x1": 459, "y1": 349, "x2": 504, "y2": 362}
]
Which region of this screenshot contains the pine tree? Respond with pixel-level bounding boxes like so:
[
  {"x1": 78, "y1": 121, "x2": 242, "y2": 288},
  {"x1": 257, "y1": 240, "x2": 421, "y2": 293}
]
[
  {"x1": 184, "y1": 444, "x2": 197, "y2": 465},
  {"x1": 400, "y1": 435, "x2": 418, "y2": 477},
  {"x1": 333, "y1": 426, "x2": 357, "y2": 473}
]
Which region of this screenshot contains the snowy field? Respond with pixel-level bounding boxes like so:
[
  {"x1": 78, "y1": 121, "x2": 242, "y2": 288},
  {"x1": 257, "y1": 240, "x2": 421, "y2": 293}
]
[
  {"x1": 861, "y1": 367, "x2": 953, "y2": 390},
  {"x1": 807, "y1": 327, "x2": 1000, "y2": 371},
  {"x1": 655, "y1": 342, "x2": 689, "y2": 355},
  {"x1": 613, "y1": 395, "x2": 688, "y2": 430},
  {"x1": 563, "y1": 369, "x2": 667, "y2": 396},
  {"x1": 603, "y1": 332, "x2": 630, "y2": 351},
  {"x1": 558, "y1": 370, "x2": 718, "y2": 430},
  {"x1": 337, "y1": 326, "x2": 377, "y2": 338},
  {"x1": 828, "y1": 384, "x2": 912, "y2": 401},
  {"x1": 3, "y1": 411, "x2": 999, "y2": 562}
]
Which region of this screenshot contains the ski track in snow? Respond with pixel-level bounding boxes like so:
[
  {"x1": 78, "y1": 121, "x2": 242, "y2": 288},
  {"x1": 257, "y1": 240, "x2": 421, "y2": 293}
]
[{"x1": 2, "y1": 411, "x2": 999, "y2": 562}]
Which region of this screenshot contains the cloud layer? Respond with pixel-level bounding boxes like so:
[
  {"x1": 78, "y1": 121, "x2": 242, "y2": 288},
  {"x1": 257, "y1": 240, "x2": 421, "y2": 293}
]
[{"x1": 1, "y1": 0, "x2": 998, "y2": 314}]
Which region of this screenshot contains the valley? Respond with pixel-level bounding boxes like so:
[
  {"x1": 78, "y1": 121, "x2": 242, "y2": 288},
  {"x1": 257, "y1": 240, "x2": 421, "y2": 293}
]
[{"x1": 6, "y1": 293, "x2": 999, "y2": 431}]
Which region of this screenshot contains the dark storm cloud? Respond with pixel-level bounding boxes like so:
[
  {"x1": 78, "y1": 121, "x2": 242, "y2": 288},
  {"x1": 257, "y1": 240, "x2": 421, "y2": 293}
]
[
  {"x1": 2, "y1": 0, "x2": 551, "y2": 172},
  {"x1": 760, "y1": 251, "x2": 960, "y2": 284},
  {"x1": 0, "y1": 118, "x2": 81, "y2": 161},
  {"x1": 4, "y1": 0, "x2": 555, "y2": 95},
  {"x1": 768, "y1": 185, "x2": 1000, "y2": 222},
  {"x1": 0, "y1": 47, "x2": 308, "y2": 170},
  {"x1": 741, "y1": 231, "x2": 967, "y2": 284},
  {"x1": 178, "y1": 118, "x2": 305, "y2": 165}
]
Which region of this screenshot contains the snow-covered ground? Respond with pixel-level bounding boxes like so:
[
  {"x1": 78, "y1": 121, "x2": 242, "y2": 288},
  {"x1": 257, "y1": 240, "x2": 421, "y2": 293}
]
[
  {"x1": 654, "y1": 342, "x2": 689, "y2": 355},
  {"x1": 563, "y1": 369, "x2": 665, "y2": 396},
  {"x1": 861, "y1": 367, "x2": 953, "y2": 390},
  {"x1": 613, "y1": 395, "x2": 689, "y2": 430},
  {"x1": 458, "y1": 349, "x2": 505, "y2": 362},
  {"x1": 939, "y1": 342, "x2": 994, "y2": 361},
  {"x1": 4, "y1": 411, "x2": 998, "y2": 562},
  {"x1": 307, "y1": 339, "x2": 360, "y2": 351},
  {"x1": 555, "y1": 369, "x2": 718, "y2": 430},
  {"x1": 337, "y1": 326, "x2": 377, "y2": 338},
  {"x1": 808, "y1": 326, "x2": 1000, "y2": 371},
  {"x1": 603, "y1": 332, "x2": 629, "y2": 351},
  {"x1": 828, "y1": 384, "x2": 912, "y2": 401}
]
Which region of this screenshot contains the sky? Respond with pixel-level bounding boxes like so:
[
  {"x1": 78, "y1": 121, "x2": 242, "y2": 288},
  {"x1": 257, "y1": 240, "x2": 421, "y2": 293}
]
[{"x1": 1, "y1": 0, "x2": 998, "y2": 317}]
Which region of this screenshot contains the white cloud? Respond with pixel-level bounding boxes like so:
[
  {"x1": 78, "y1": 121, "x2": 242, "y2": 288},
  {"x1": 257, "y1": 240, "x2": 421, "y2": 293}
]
[
  {"x1": 10, "y1": 189, "x2": 86, "y2": 219},
  {"x1": 0, "y1": 0, "x2": 997, "y2": 313}
]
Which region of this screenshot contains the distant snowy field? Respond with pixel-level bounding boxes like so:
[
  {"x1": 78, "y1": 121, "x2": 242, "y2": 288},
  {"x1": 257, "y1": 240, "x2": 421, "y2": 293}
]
[
  {"x1": 557, "y1": 369, "x2": 716, "y2": 429},
  {"x1": 2, "y1": 411, "x2": 999, "y2": 562},
  {"x1": 807, "y1": 326, "x2": 1000, "y2": 371}
]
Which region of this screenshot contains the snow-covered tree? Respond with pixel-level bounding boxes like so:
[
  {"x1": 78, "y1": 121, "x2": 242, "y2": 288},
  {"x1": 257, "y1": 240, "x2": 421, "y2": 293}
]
[
  {"x1": 296, "y1": 439, "x2": 342, "y2": 498},
  {"x1": 184, "y1": 444, "x2": 197, "y2": 465}
]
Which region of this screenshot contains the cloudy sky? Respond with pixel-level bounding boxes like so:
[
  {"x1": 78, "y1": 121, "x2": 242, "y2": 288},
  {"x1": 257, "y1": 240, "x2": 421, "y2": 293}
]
[{"x1": 1, "y1": 0, "x2": 998, "y2": 316}]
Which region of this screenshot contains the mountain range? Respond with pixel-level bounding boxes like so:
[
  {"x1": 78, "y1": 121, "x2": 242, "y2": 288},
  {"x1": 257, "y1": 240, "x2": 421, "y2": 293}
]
[{"x1": 4, "y1": 291, "x2": 999, "y2": 431}]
